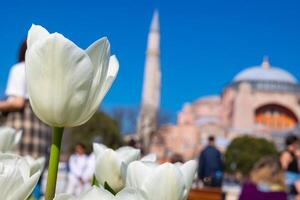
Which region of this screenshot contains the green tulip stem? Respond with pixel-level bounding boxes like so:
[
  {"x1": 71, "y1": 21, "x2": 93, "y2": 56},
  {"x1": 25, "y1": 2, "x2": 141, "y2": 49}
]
[{"x1": 45, "y1": 127, "x2": 64, "y2": 200}]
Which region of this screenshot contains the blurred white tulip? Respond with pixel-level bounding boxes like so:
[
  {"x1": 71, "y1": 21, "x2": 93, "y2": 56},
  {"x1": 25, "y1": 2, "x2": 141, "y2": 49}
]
[
  {"x1": 24, "y1": 155, "x2": 45, "y2": 176},
  {"x1": 25, "y1": 24, "x2": 119, "y2": 127},
  {"x1": 54, "y1": 186, "x2": 143, "y2": 200},
  {"x1": 0, "y1": 153, "x2": 42, "y2": 200},
  {"x1": 141, "y1": 153, "x2": 157, "y2": 162},
  {"x1": 93, "y1": 143, "x2": 141, "y2": 192},
  {"x1": 126, "y1": 160, "x2": 197, "y2": 200},
  {"x1": 0, "y1": 126, "x2": 22, "y2": 152}
]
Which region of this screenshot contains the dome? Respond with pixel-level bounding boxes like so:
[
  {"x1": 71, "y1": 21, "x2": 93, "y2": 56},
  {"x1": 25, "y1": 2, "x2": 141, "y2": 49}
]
[{"x1": 233, "y1": 58, "x2": 297, "y2": 84}]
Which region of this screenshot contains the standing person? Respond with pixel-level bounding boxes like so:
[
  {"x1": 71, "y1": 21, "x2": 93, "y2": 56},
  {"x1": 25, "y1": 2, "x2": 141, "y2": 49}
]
[
  {"x1": 66, "y1": 143, "x2": 90, "y2": 196},
  {"x1": 0, "y1": 39, "x2": 51, "y2": 158},
  {"x1": 239, "y1": 156, "x2": 287, "y2": 200},
  {"x1": 280, "y1": 135, "x2": 300, "y2": 196},
  {"x1": 0, "y1": 39, "x2": 51, "y2": 199},
  {"x1": 82, "y1": 151, "x2": 96, "y2": 186},
  {"x1": 198, "y1": 136, "x2": 223, "y2": 187}
]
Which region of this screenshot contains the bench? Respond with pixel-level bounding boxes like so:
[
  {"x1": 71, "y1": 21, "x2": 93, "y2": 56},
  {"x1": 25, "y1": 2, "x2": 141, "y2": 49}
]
[{"x1": 188, "y1": 188, "x2": 222, "y2": 200}]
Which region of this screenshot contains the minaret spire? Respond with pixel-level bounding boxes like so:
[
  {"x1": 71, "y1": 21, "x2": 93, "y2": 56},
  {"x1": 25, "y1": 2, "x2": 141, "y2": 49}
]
[
  {"x1": 262, "y1": 56, "x2": 270, "y2": 70},
  {"x1": 137, "y1": 10, "x2": 161, "y2": 151},
  {"x1": 150, "y1": 10, "x2": 159, "y2": 32}
]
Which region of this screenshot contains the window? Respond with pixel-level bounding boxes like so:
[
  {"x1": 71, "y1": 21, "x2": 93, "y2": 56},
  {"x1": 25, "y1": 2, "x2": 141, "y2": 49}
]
[{"x1": 255, "y1": 104, "x2": 298, "y2": 130}]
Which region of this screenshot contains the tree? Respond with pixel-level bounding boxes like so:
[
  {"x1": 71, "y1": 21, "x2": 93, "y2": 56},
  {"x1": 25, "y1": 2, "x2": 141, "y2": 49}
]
[
  {"x1": 109, "y1": 106, "x2": 173, "y2": 135},
  {"x1": 224, "y1": 135, "x2": 278, "y2": 176},
  {"x1": 64, "y1": 111, "x2": 123, "y2": 154},
  {"x1": 110, "y1": 107, "x2": 138, "y2": 134}
]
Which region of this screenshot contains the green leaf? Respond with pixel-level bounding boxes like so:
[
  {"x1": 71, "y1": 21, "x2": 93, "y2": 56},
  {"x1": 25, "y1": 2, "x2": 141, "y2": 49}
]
[
  {"x1": 104, "y1": 181, "x2": 117, "y2": 195},
  {"x1": 92, "y1": 175, "x2": 99, "y2": 186}
]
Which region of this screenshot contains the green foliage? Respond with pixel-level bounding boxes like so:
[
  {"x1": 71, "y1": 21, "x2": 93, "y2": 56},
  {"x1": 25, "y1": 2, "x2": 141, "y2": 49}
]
[
  {"x1": 104, "y1": 181, "x2": 117, "y2": 195},
  {"x1": 65, "y1": 111, "x2": 123, "y2": 153},
  {"x1": 224, "y1": 135, "x2": 278, "y2": 175}
]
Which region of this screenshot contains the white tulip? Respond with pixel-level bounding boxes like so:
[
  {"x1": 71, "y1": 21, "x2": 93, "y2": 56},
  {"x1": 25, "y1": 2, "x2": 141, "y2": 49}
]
[
  {"x1": 0, "y1": 153, "x2": 42, "y2": 200},
  {"x1": 0, "y1": 127, "x2": 22, "y2": 152},
  {"x1": 25, "y1": 24, "x2": 119, "y2": 127},
  {"x1": 54, "y1": 186, "x2": 143, "y2": 200},
  {"x1": 140, "y1": 153, "x2": 157, "y2": 162},
  {"x1": 126, "y1": 160, "x2": 197, "y2": 200},
  {"x1": 93, "y1": 143, "x2": 141, "y2": 192},
  {"x1": 24, "y1": 155, "x2": 45, "y2": 176}
]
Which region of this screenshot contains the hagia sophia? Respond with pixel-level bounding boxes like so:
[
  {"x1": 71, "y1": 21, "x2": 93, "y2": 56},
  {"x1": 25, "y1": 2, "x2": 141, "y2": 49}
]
[
  {"x1": 149, "y1": 58, "x2": 300, "y2": 161},
  {"x1": 135, "y1": 11, "x2": 300, "y2": 162}
]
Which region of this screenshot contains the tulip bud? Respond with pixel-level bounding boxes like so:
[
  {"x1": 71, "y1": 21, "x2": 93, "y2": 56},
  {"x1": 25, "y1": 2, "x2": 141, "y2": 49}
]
[
  {"x1": 93, "y1": 143, "x2": 141, "y2": 192},
  {"x1": 126, "y1": 160, "x2": 197, "y2": 200},
  {"x1": 0, "y1": 153, "x2": 42, "y2": 200},
  {"x1": 26, "y1": 24, "x2": 119, "y2": 128},
  {"x1": 24, "y1": 155, "x2": 46, "y2": 176},
  {"x1": 0, "y1": 127, "x2": 22, "y2": 153},
  {"x1": 54, "y1": 186, "x2": 143, "y2": 200}
]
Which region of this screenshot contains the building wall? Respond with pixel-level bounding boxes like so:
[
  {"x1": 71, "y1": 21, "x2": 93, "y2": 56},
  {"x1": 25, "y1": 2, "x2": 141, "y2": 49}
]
[
  {"x1": 150, "y1": 124, "x2": 201, "y2": 161},
  {"x1": 253, "y1": 91, "x2": 300, "y2": 121},
  {"x1": 232, "y1": 83, "x2": 254, "y2": 130},
  {"x1": 150, "y1": 81, "x2": 300, "y2": 161},
  {"x1": 178, "y1": 96, "x2": 222, "y2": 126},
  {"x1": 225, "y1": 83, "x2": 300, "y2": 131}
]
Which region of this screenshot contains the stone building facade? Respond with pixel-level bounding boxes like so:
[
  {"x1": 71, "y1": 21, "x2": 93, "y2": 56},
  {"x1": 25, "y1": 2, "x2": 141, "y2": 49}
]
[{"x1": 150, "y1": 58, "x2": 300, "y2": 161}]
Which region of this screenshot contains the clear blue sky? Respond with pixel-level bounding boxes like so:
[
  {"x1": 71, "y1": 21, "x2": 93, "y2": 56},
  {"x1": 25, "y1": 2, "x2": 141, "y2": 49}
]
[{"x1": 1, "y1": 0, "x2": 300, "y2": 119}]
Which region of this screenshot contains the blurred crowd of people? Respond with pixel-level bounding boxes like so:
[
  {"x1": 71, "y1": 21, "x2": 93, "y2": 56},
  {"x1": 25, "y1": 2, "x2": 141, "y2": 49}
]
[{"x1": 197, "y1": 134, "x2": 300, "y2": 200}]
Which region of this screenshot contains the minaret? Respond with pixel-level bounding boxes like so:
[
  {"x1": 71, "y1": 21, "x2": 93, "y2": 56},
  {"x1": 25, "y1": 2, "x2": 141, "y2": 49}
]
[
  {"x1": 262, "y1": 56, "x2": 270, "y2": 70},
  {"x1": 137, "y1": 10, "x2": 161, "y2": 151}
]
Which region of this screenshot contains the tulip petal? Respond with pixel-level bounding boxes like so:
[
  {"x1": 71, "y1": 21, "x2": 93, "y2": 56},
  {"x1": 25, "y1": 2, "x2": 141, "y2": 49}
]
[
  {"x1": 0, "y1": 162, "x2": 24, "y2": 199},
  {"x1": 85, "y1": 37, "x2": 109, "y2": 70},
  {"x1": 26, "y1": 33, "x2": 95, "y2": 127},
  {"x1": 85, "y1": 38, "x2": 111, "y2": 106},
  {"x1": 79, "y1": 186, "x2": 114, "y2": 200},
  {"x1": 126, "y1": 161, "x2": 153, "y2": 189},
  {"x1": 141, "y1": 153, "x2": 157, "y2": 162},
  {"x1": 54, "y1": 187, "x2": 115, "y2": 200},
  {"x1": 93, "y1": 143, "x2": 107, "y2": 157},
  {"x1": 116, "y1": 146, "x2": 140, "y2": 165},
  {"x1": 0, "y1": 127, "x2": 14, "y2": 152},
  {"x1": 142, "y1": 163, "x2": 185, "y2": 200},
  {"x1": 180, "y1": 160, "x2": 197, "y2": 190},
  {"x1": 27, "y1": 24, "x2": 50, "y2": 49},
  {"x1": 87, "y1": 55, "x2": 118, "y2": 117},
  {"x1": 9, "y1": 169, "x2": 42, "y2": 200},
  {"x1": 82, "y1": 55, "x2": 119, "y2": 124},
  {"x1": 54, "y1": 193, "x2": 74, "y2": 200},
  {"x1": 13, "y1": 130, "x2": 22, "y2": 149},
  {"x1": 25, "y1": 156, "x2": 45, "y2": 176},
  {"x1": 116, "y1": 187, "x2": 144, "y2": 200},
  {"x1": 0, "y1": 154, "x2": 30, "y2": 179},
  {"x1": 0, "y1": 127, "x2": 22, "y2": 152},
  {"x1": 0, "y1": 154, "x2": 41, "y2": 200},
  {"x1": 95, "y1": 149, "x2": 124, "y2": 192},
  {"x1": 74, "y1": 41, "x2": 112, "y2": 126},
  {"x1": 100, "y1": 55, "x2": 119, "y2": 98}
]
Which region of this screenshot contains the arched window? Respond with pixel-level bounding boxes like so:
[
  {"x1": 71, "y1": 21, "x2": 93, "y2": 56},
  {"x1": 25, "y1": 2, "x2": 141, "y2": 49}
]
[{"x1": 255, "y1": 104, "x2": 298, "y2": 130}]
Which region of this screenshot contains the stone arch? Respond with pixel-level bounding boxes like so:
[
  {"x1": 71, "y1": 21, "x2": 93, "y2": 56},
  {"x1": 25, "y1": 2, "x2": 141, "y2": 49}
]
[{"x1": 255, "y1": 103, "x2": 298, "y2": 130}]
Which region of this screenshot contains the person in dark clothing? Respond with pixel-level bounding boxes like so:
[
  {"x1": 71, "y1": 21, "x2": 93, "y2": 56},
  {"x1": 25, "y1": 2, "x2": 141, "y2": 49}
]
[
  {"x1": 198, "y1": 136, "x2": 223, "y2": 187},
  {"x1": 280, "y1": 134, "x2": 300, "y2": 197}
]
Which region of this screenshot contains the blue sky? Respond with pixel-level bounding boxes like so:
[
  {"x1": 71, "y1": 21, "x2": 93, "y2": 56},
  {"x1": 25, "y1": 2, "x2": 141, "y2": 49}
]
[{"x1": 0, "y1": 0, "x2": 300, "y2": 119}]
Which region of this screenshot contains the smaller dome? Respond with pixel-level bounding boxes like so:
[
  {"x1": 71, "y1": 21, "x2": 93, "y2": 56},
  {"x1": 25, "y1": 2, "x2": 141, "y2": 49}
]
[{"x1": 233, "y1": 58, "x2": 297, "y2": 84}]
